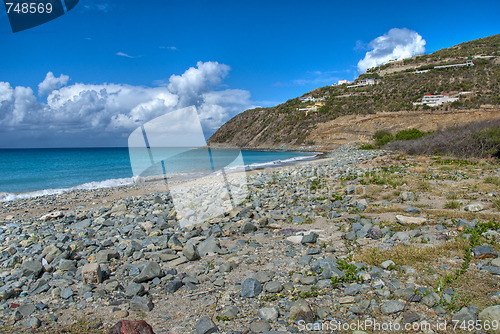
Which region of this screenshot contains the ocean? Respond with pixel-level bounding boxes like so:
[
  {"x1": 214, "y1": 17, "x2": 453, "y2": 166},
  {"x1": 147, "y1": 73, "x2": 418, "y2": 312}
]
[{"x1": 0, "y1": 147, "x2": 317, "y2": 201}]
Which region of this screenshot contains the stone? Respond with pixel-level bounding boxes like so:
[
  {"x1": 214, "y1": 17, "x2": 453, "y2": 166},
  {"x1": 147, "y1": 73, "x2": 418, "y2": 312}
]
[
  {"x1": 241, "y1": 222, "x2": 257, "y2": 234},
  {"x1": 134, "y1": 262, "x2": 163, "y2": 283},
  {"x1": 478, "y1": 305, "x2": 500, "y2": 334},
  {"x1": 107, "y1": 320, "x2": 155, "y2": 334},
  {"x1": 290, "y1": 299, "x2": 314, "y2": 322},
  {"x1": 381, "y1": 300, "x2": 404, "y2": 314},
  {"x1": 472, "y1": 246, "x2": 498, "y2": 259},
  {"x1": 182, "y1": 243, "x2": 200, "y2": 261},
  {"x1": 195, "y1": 316, "x2": 218, "y2": 334},
  {"x1": 22, "y1": 260, "x2": 43, "y2": 277},
  {"x1": 58, "y1": 259, "x2": 77, "y2": 271},
  {"x1": 265, "y1": 281, "x2": 283, "y2": 293},
  {"x1": 95, "y1": 249, "x2": 120, "y2": 263},
  {"x1": 221, "y1": 306, "x2": 239, "y2": 318},
  {"x1": 392, "y1": 231, "x2": 410, "y2": 242},
  {"x1": 130, "y1": 295, "x2": 154, "y2": 312},
  {"x1": 241, "y1": 278, "x2": 262, "y2": 298},
  {"x1": 301, "y1": 232, "x2": 319, "y2": 244},
  {"x1": 113, "y1": 310, "x2": 129, "y2": 318},
  {"x1": 165, "y1": 280, "x2": 183, "y2": 293},
  {"x1": 399, "y1": 191, "x2": 415, "y2": 201},
  {"x1": 249, "y1": 320, "x2": 271, "y2": 333},
  {"x1": 380, "y1": 260, "x2": 395, "y2": 269},
  {"x1": 405, "y1": 207, "x2": 421, "y2": 214},
  {"x1": 344, "y1": 283, "x2": 361, "y2": 296},
  {"x1": 452, "y1": 307, "x2": 477, "y2": 324},
  {"x1": 0, "y1": 285, "x2": 14, "y2": 300},
  {"x1": 422, "y1": 292, "x2": 440, "y2": 307},
  {"x1": 367, "y1": 226, "x2": 383, "y2": 239},
  {"x1": 22, "y1": 317, "x2": 41, "y2": 329},
  {"x1": 18, "y1": 304, "x2": 36, "y2": 317},
  {"x1": 125, "y1": 282, "x2": 145, "y2": 297},
  {"x1": 402, "y1": 312, "x2": 420, "y2": 324},
  {"x1": 482, "y1": 266, "x2": 500, "y2": 275},
  {"x1": 82, "y1": 263, "x2": 103, "y2": 284},
  {"x1": 198, "y1": 237, "x2": 222, "y2": 256},
  {"x1": 345, "y1": 186, "x2": 355, "y2": 195},
  {"x1": 464, "y1": 203, "x2": 485, "y2": 212},
  {"x1": 259, "y1": 307, "x2": 279, "y2": 321},
  {"x1": 167, "y1": 235, "x2": 183, "y2": 251},
  {"x1": 492, "y1": 258, "x2": 500, "y2": 267},
  {"x1": 395, "y1": 215, "x2": 427, "y2": 226},
  {"x1": 39, "y1": 211, "x2": 64, "y2": 221},
  {"x1": 60, "y1": 288, "x2": 74, "y2": 299}
]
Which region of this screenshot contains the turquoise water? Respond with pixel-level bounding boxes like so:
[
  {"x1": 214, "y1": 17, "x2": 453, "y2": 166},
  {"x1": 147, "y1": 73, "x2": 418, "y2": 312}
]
[{"x1": 0, "y1": 148, "x2": 316, "y2": 200}]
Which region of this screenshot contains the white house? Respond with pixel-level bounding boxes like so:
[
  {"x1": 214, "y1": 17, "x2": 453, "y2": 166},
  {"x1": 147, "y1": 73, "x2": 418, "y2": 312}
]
[
  {"x1": 434, "y1": 60, "x2": 474, "y2": 69},
  {"x1": 338, "y1": 79, "x2": 350, "y2": 85},
  {"x1": 347, "y1": 78, "x2": 377, "y2": 88},
  {"x1": 413, "y1": 94, "x2": 459, "y2": 107}
]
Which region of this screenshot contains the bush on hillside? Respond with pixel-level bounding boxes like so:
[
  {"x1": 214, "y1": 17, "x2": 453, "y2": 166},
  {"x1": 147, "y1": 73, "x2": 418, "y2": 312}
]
[
  {"x1": 395, "y1": 128, "x2": 431, "y2": 141},
  {"x1": 385, "y1": 119, "x2": 500, "y2": 158},
  {"x1": 373, "y1": 130, "x2": 395, "y2": 147}
]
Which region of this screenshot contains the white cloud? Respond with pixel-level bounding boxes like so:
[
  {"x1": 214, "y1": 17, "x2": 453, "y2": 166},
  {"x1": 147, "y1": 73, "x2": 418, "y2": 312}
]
[
  {"x1": 38, "y1": 72, "x2": 69, "y2": 96},
  {"x1": 160, "y1": 46, "x2": 177, "y2": 51},
  {"x1": 116, "y1": 52, "x2": 134, "y2": 58},
  {"x1": 357, "y1": 28, "x2": 426, "y2": 73},
  {"x1": 0, "y1": 62, "x2": 252, "y2": 147}
]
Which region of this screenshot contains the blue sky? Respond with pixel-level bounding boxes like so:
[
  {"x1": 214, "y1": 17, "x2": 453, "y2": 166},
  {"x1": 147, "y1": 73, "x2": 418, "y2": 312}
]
[{"x1": 1, "y1": 0, "x2": 499, "y2": 147}]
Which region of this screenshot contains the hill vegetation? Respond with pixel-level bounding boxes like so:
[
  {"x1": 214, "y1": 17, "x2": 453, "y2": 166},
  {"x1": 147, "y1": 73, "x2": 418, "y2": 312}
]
[{"x1": 209, "y1": 34, "x2": 500, "y2": 148}]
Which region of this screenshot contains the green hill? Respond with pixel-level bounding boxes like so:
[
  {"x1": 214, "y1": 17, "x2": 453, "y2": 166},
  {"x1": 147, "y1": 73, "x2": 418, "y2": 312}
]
[{"x1": 208, "y1": 34, "x2": 500, "y2": 148}]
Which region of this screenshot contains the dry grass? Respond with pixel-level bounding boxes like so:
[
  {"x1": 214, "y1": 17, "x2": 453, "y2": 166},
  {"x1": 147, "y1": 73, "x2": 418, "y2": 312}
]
[
  {"x1": 444, "y1": 200, "x2": 461, "y2": 209},
  {"x1": 484, "y1": 175, "x2": 500, "y2": 186},
  {"x1": 354, "y1": 239, "x2": 469, "y2": 268}
]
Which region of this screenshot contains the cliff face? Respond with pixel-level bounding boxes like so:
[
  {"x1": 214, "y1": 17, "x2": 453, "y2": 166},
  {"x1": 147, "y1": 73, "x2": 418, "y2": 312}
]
[{"x1": 208, "y1": 34, "x2": 500, "y2": 149}]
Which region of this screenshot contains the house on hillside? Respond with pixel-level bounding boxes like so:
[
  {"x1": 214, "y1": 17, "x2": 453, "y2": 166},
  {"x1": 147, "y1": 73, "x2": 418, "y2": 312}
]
[
  {"x1": 434, "y1": 60, "x2": 474, "y2": 69},
  {"x1": 347, "y1": 78, "x2": 377, "y2": 88},
  {"x1": 413, "y1": 94, "x2": 459, "y2": 107},
  {"x1": 338, "y1": 79, "x2": 350, "y2": 85},
  {"x1": 299, "y1": 96, "x2": 325, "y2": 103}
]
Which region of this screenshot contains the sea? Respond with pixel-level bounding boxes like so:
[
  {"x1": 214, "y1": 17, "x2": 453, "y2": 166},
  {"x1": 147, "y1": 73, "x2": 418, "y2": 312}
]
[{"x1": 0, "y1": 148, "x2": 317, "y2": 202}]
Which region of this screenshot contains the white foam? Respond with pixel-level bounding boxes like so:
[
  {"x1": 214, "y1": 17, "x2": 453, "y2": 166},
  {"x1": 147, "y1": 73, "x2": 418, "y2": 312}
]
[{"x1": 0, "y1": 177, "x2": 136, "y2": 202}]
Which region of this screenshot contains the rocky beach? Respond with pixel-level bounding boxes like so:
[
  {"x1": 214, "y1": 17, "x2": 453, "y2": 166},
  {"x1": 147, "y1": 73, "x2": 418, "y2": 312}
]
[{"x1": 0, "y1": 144, "x2": 499, "y2": 334}]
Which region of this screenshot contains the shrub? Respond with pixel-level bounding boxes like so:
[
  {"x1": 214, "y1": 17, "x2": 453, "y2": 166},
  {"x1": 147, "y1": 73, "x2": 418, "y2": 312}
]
[
  {"x1": 374, "y1": 130, "x2": 395, "y2": 147},
  {"x1": 395, "y1": 128, "x2": 430, "y2": 141},
  {"x1": 385, "y1": 119, "x2": 500, "y2": 159}
]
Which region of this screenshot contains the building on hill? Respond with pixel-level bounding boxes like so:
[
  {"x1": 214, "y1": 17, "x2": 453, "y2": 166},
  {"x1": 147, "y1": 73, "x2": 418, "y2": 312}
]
[
  {"x1": 347, "y1": 78, "x2": 377, "y2": 88},
  {"x1": 299, "y1": 96, "x2": 325, "y2": 103},
  {"x1": 337, "y1": 79, "x2": 350, "y2": 85},
  {"x1": 413, "y1": 94, "x2": 459, "y2": 107},
  {"x1": 434, "y1": 60, "x2": 474, "y2": 69}
]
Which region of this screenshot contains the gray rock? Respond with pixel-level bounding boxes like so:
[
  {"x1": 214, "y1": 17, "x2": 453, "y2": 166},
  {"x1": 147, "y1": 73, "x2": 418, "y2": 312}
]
[
  {"x1": 381, "y1": 300, "x2": 404, "y2": 314},
  {"x1": 251, "y1": 271, "x2": 275, "y2": 283},
  {"x1": 221, "y1": 306, "x2": 239, "y2": 318},
  {"x1": 22, "y1": 260, "x2": 43, "y2": 277},
  {"x1": 402, "y1": 312, "x2": 420, "y2": 324},
  {"x1": 259, "y1": 307, "x2": 279, "y2": 321},
  {"x1": 344, "y1": 283, "x2": 361, "y2": 296},
  {"x1": 302, "y1": 232, "x2": 319, "y2": 244},
  {"x1": 265, "y1": 281, "x2": 283, "y2": 293},
  {"x1": 289, "y1": 299, "x2": 314, "y2": 322},
  {"x1": 81, "y1": 263, "x2": 103, "y2": 284},
  {"x1": 241, "y1": 278, "x2": 262, "y2": 298},
  {"x1": 60, "y1": 288, "x2": 74, "y2": 299},
  {"x1": 165, "y1": 280, "x2": 183, "y2": 293},
  {"x1": 125, "y1": 282, "x2": 145, "y2": 297},
  {"x1": 0, "y1": 284, "x2": 14, "y2": 300},
  {"x1": 452, "y1": 307, "x2": 477, "y2": 324},
  {"x1": 472, "y1": 246, "x2": 498, "y2": 259},
  {"x1": 405, "y1": 207, "x2": 421, "y2": 214},
  {"x1": 183, "y1": 242, "x2": 200, "y2": 261},
  {"x1": 422, "y1": 292, "x2": 440, "y2": 307},
  {"x1": 478, "y1": 305, "x2": 500, "y2": 334},
  {"x1": 219, "y1": 263, "x2": 233, "y2": 273},
  {"x1": 392, "y1": 232, "x2": 410, "y2": 242},
  {"x1": 22, "y1": 317, "x2": 41, "y2": 329},
  {"x1": 58, "y1": 259, "x2": 77, "y2": 272},
  {"x1": 134, "y1": 262, "x2": 163, "y2": 283},
  {"x1": 482, "y1": 266, "x2": 500, "y2": 275},
  {"x1": 249, "y1": 320, "x2": 271, "y2": 333},
  {"x1": 380, "y1": 260, "x2": 395, "y2": 269},
  {"x1": 464, "y1": 203, "x2": 484, "y2": 212},
  {"x1": 198, "y1": 237, "x2": 222, "y2": 256},
  {"x1": 241, "y1": 222, "x2": 257, "y2": 234},
  {"x1": 399, "y1": 191, "x2": 415, "y2": 201},
  {"x1": 130, "y1": 295, "x2": 154, "y2": 312},
  {"x1": 18, "y1": 304, "x2": 36, "y2": 317},
  {"x1": 196, "y1": 316, "x2": 218, "y2": 334},
  {"x1": 345, "y1": 186, "x2": 355, "y2": 195},
  {"x1": 367, "y1": 226, "x2": 383, "y2": 239}
]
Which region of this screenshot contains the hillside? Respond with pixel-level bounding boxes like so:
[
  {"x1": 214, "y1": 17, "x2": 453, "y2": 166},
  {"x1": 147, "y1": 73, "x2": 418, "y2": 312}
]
[{"x1": 208, "y1": 34, "x2": 500, "y2": 149}]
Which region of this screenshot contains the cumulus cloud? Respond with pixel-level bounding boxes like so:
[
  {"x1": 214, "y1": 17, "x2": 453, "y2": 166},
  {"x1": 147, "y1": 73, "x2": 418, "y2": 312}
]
[
  {"x1": 38, "y1": 72, "x2": 69, "y2": 96},
  {"x1": 0, "y1": 61, "x2": 252, "y2": 147},
  {"x1": 357, "y1": 28, "x2": 426, "y2": 73}
]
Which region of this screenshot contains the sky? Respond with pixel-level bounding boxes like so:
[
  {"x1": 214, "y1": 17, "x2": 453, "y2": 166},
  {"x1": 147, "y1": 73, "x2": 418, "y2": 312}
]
[{"x1": 0, "y1": 0, "x2": 499, "y2": 148}]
